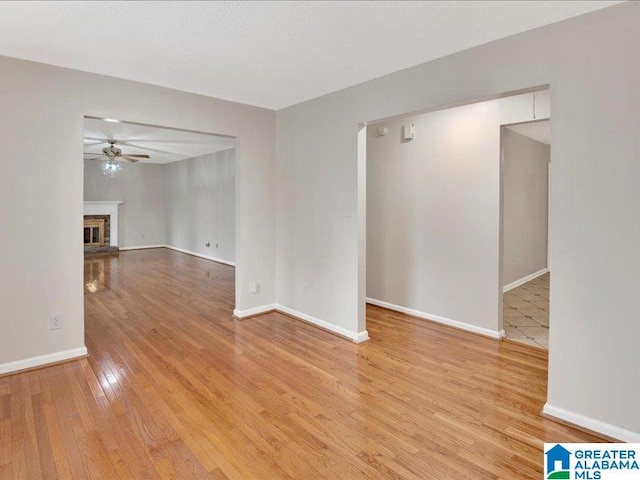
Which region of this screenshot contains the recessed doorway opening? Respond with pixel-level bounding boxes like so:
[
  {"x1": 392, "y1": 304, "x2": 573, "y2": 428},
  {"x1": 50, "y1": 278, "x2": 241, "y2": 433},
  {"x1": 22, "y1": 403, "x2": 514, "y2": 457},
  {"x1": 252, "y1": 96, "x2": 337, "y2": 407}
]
[
  {"x1": 82, "y1": 115, "x2": 238, "y2": 307},
  {"x1": 500, "y1": 118, "x2": 551, "y2": 349},
  {"x1": 358, "y1": 86, "x2": 551, "y2": 347}
]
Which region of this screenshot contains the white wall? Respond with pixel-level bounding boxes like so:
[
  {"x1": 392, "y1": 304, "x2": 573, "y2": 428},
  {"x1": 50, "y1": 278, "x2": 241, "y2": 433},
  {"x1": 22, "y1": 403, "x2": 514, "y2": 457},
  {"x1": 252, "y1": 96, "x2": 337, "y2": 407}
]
[
  {"x1": 165, "y1": 149, "x2": 236, "y2": 263},
  {"x1": 276, "y1": 3, "x2": 640, "y2": 440},
  {"x1": 0, "y1": 55, "x2": 275, "y2": 373},
  {"x1": 502, "y1": 128, "x2": 549, "y2": 286},
  {"x1": 84, "y1": 149, "x2": 236, "y2": 263},
  {"x1": 367, "y1": 93, "x2": 547, "y2": 335},
  {"x1": 2, "y1": 0, "x2": 639, "y2": 441},
  {"x1": 84, "y1": 160, "x2": 167, "y2": 247}
]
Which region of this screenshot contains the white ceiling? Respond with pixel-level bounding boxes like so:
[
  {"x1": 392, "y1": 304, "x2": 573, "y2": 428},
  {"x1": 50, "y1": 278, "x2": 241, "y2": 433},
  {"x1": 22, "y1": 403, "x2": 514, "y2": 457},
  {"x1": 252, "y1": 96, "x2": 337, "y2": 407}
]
[
  {"x1": 507, "y1": 120, "x2": 551, "y2": 145},
  {"x1": 0, "y1": 2, "x2": 620, "y2": 110},
  {"x1": 84, "y1": 118, "x2": 235, "y2": 164}
]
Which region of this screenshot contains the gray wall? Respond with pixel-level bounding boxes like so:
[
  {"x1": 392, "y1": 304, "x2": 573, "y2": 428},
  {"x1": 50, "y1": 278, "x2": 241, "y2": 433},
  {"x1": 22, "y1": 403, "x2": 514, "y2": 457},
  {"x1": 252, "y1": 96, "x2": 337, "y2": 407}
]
[
  {"x1": 84, "y1": 160, "x2": 167, "y2": 247},
  {"x1": 277, "y1": 3, "x2": 640, "y2": 439},
  {"x1": 502, "y1": 128, "x2": 549, "y2": 286},
  {"x1": 366, "y1": 93, "x2": 547, "y2": 334},
  {"x1": 84, "y1": 149, "x2": 236, "y2": 263},
  {"x1": 165, "y1": 149, "x2": 236, "y2": 263},
  {"x1": 0, "y1": 55, "x2": 275, "y2": 373}
]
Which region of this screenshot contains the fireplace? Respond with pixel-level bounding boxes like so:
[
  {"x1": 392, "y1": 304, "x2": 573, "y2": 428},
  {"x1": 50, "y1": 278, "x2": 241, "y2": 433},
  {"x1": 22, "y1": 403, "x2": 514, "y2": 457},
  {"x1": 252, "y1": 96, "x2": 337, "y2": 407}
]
[
  {"x1": 83, "y1": 201, "x2": 122, "y2": 255},
  {"x1": 84, "y1": 218, "x2": 106, "y2": 247}
]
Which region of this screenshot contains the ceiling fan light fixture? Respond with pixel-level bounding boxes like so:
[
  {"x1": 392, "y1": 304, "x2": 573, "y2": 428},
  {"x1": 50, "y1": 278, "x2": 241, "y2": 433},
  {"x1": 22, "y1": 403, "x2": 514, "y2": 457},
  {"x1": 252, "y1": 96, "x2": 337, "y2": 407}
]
[{"x1": 103, "y1": 158, "x2": 121, "y2": 177}]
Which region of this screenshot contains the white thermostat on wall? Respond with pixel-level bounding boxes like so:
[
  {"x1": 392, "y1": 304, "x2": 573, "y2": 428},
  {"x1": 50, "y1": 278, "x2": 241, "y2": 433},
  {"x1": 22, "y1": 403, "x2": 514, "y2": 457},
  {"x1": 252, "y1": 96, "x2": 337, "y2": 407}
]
[{"x1": 403, "y1": 122, "x2": 415, "y2": 140}]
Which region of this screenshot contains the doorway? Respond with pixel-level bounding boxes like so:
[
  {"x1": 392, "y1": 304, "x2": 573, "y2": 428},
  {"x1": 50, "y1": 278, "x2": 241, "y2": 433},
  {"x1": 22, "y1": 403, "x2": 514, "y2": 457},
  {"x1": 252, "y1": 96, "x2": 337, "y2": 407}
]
[
  {"x1": 82, "y1": 116, "x2": 238, "y2": 308},
  {"x1": 500, "y1": 119, "x2": 551, "y2": 349},
  {"x1": 360, "y1": 87, "x2": 550, "y2": 342}
]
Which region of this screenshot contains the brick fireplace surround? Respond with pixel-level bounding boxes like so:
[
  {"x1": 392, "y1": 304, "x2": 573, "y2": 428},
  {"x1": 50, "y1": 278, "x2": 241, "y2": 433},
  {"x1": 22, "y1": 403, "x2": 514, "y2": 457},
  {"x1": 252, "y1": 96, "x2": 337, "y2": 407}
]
[{"x1": 83, "y1": 201, "x2": 122, "y2": 255}]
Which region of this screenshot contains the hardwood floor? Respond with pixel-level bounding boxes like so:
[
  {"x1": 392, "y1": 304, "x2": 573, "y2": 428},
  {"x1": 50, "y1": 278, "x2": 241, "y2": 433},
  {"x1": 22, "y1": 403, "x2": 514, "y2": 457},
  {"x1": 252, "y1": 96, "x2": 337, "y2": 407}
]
[{"x1": 0, "y1": 249, "x2": 602, "y2": 479}]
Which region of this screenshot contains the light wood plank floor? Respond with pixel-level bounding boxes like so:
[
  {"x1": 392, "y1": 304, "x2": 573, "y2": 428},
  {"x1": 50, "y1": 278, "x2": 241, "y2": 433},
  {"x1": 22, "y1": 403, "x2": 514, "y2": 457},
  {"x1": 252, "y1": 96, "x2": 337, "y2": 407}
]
[{"x1": 0, "y1": 249, "x2": 602, "y2": 479}]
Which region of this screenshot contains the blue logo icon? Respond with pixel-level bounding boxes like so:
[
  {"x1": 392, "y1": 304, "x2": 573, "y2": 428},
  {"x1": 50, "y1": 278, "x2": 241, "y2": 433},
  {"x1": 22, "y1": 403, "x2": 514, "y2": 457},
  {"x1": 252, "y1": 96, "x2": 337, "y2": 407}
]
[{"x1": 546, "y1": 444, "x2": 572, "y2": 479}]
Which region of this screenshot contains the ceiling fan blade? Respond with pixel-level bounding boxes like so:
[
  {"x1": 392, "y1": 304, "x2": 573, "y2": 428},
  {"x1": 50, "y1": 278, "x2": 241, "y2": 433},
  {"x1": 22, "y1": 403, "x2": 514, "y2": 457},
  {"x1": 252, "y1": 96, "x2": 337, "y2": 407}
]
[
  {"x1": 84, "y1": 153, "x2": 104, "y2": 156},
  {"x1": 121, "y1": 156, "x2": 140, "y2": 163},
  {"x1": 121, "y1": 154, "x2": 150, "y2": 158},
  {"x1": 86, "y1": 155, "x2": 106, "y2": 160}
]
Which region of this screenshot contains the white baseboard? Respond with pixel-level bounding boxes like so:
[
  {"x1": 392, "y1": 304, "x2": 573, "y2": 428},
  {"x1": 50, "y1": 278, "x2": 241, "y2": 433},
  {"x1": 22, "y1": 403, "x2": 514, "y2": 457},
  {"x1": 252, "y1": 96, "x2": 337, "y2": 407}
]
[
  {"x1": 503, "y1": 268, "x2": 548, "y2": 293},
  {"x1": 234, "y1": 303, "x2": 369, "y2": 344},
  {"x1": 233, "y1": 304, "x2": 277, "y2": 318},
  {"x1": 0, "y1": 347, "x2": 88, "y2": 376},
  {"x1": 543, "y1": 403, "x2": 640, "y2": 442},
  {"x1": 120, "y1": 244, "x2": 236, "y2": 267},
  {"x1": 367, "y1": 297, "x2": 504, "y2": 340},
  {"x1": 354, "y1": 330, "x2": 370, "y2": 343},
  {"x1": 119, "y1": 244, "x2": 165, "y2": 251},
  {"x1": 275, "y1": 304, "x2": 369, "y2": 344},
  {"x1": 165, "y1": 245, "x2": 236, "y2": 267}
]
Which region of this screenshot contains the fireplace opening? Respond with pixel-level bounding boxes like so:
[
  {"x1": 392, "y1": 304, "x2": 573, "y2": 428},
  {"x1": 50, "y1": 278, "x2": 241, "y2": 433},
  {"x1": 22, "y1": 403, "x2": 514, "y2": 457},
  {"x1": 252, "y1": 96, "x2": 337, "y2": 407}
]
[
  {"x1": 84, "y1": 218, "x2": 105, "y2": 247},
  {"x1": 83, "y1": 214, "x2": 114, "y2": 254}
]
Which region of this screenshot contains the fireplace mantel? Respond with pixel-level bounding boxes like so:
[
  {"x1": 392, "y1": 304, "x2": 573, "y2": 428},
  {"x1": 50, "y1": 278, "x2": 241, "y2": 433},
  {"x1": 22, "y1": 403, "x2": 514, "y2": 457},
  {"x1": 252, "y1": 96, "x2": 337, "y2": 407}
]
[{"x1": 84, "y1": 201, "x2": 122, "y2": 246}]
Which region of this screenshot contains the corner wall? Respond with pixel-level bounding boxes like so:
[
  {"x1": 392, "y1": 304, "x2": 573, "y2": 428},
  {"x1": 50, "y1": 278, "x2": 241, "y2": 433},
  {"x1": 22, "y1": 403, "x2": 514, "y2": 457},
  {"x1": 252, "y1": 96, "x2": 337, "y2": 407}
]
[
  {"x1": 502, "y1": 128, "x2": 549, "y2": 287},
  {"x1": 165, "y1": 149, "x2": 236, "y2": 263},
  {"x1": 276, "y1": 3, "x2": 640, "y2": 439},
  {"x1": 0, "y1": 56, "x2": 275, "y2": 374},
  {"x1": 84, "y1": 148, "x2": 236, "y2": 265},
  {"x1": 84, "y1": 160, "x2": 167, "y2": 248},
  {"x1": 366, "y1": 92, "x2": 547, "y2": 336}
]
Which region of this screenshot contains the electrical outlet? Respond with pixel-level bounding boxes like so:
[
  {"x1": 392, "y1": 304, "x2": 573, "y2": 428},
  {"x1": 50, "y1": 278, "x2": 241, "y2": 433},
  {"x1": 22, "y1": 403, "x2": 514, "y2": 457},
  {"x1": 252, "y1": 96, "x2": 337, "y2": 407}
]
[
  {"x1": 205, "y1": 241, "x2": 211, "y2": 247},
  {"x1": 215, "y1": 243, "x2": 219, "y2": 249},
  {"x1": 49, "y1": 313, "x2": 62, "y2": 330},
  {"x1": 249, "y1": 280, "x2": 258, "y2": 294}
]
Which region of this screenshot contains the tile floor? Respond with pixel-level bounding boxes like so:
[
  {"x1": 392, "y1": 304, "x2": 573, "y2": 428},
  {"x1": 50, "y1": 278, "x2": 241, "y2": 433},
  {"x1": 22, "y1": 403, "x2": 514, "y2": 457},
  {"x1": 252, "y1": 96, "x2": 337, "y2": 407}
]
[{"x1": 503, "y1": 273, "x2": 549, "y2": 349}]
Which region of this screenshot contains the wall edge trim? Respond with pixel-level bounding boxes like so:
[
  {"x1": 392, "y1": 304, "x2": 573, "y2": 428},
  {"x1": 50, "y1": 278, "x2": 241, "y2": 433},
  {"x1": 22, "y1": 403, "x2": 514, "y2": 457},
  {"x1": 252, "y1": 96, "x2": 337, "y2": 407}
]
[
  {"x1": 367, "y1": 297, "x2": 504, "y2": 339},
  {"x1": 543, "y1": 403, "x2": 640, "y2": 442},
  {"x1": 0, "y1": 347, "x2": 88, "y2": 376},
  {"x1": 503, "y1": 268, "x2": 549, "y2": 293},
  {"x1": 120, "y1": 245, "x2": 236, "y2": 267}
]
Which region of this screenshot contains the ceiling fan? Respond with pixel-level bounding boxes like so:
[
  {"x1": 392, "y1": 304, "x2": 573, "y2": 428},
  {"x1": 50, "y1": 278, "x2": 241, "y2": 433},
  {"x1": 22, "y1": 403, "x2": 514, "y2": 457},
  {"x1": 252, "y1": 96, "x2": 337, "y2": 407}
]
[{"x1": 84, "y1": 140, "x2": 151, "y2": 163}]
